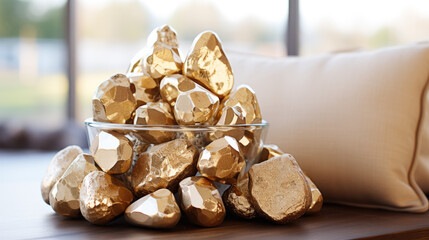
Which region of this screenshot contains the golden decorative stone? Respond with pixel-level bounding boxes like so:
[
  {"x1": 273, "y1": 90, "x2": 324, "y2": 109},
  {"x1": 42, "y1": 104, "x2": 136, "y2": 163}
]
[
  {"x1": 222, "y1": 173, "x2": 257, "y2": 220},
  {"x1": 178, "y1": 176, "x2": 225, "y2": 227},
  {"x1": 248, "y1": 154, "x2": 311, "y2": 224},
  {"x1": 49, "y1": 153, "x2": 99, "y2": 218},
  {"x1": 41, "y1": 145, "x2": 83, "y2": 205},
  {"x1": 129, "y1": 73, "x2": 159, "y2": 107},
  {"x1": 221, "y1": 84, "x2": 262, "y2": 124},
  {"x1": 133, "y1": 101, "x2": 176, "y2": 144},
  {"x1": 90, "y1": 131, "x2": 133, "y2": 175},
  {"x1": 132, "y1": 139, "x2": 199, "y2": 198},
  {"x1": 197, "y1": 136, "x2": 245, "y2": 184},
  {"x1": 174, "y1": 85, "x2": 219, "y2": 125},
  {"x1": 147, "y1": 25, "x2": 179, "y2": 48},
  {"x1": 259, "y1": 144, "x2": 284, "y2": 163},
  {"x1": 125, "y1": 188, "x2": 181, "y2": 228},
  {"x1": 92, "y1": 73, "x2": 136, "y2": 124},
  {"x1": 305, "y1": 174, "x2": 324, "y2": 214},
  {"x1": 80, "y1": 171, "x2": 133, "y2": 225},
  {"x1": 184, "y1": 31, "x2": 233, "y2": 98},
  {"x1": 207, "y1": 105, "x2": 246, "y2": 142},
  {"x1": 159, "y1": 74, "x2": 197, "y2": 107}
]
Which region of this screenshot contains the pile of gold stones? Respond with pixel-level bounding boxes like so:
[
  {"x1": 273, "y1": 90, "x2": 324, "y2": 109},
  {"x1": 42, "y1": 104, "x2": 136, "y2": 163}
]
[{"x1": 41, "y1": 25, "x2": 323, "y2": 228}]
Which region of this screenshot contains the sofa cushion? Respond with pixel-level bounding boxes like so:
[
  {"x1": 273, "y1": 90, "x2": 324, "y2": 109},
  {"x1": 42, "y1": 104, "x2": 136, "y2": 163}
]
[{"x1": 228, "y1": 43, "x2": 429, "y2": 212}]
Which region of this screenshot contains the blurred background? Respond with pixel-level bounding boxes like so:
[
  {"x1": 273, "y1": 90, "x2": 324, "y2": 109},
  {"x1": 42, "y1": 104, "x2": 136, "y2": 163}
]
[{"x1": 0, "y1": 0, "x2": 428, "y2": 150}]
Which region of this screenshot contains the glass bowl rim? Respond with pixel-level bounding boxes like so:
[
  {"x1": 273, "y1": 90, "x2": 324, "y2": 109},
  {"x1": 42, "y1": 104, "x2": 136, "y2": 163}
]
[{"x1": 85, "y1": 118, "x2": 269, "y2": 132}]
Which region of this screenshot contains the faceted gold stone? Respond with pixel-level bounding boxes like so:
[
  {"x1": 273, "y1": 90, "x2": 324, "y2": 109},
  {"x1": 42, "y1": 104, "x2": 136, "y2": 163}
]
[
  {"x1": 178, "y1": 176, "x2": 225, "y2": 227},
  {"x1": 92, "y1": 74, "x2": 136, "y2": 124},
  {"x1": 208, "y1": 105, "x2": 246, "y2": 142},
  {"x1": 221, "y1": 85, "x2": 262, "y2": 124},
  {"x1": 197, "y1": 136, "x2": 245, "y2": 184},
  {"x1": 147, "y1": 25, "x2": 179, "y2": 48},
  {"x1": 133, "y1": 101, "x2": 176, "y2": 144},
  {"x1": 41, "y1": 145, "x2": 83, "y2": 205},
  {"x1": 222, "y1": 173, "x2": 257, "y2": 220},
  {"x1": 174, "y1": 86, "x2": 219, "y2": 125},
  {"x1": 184, "y1": 31, "x2": 233, "y2": 98},
  {"x1": 80, "y1": 171, "x2": 133, "y2": 225},
  {"x1": 248, "y1": 154, "x2": 311, "y2": 224},
  {"x1": 90, "y1": 131, "x2": 133, "y2": 175},
  {"x1": 129, "y1": 73, "x2": 160, "y2": 107},
  {"x1": 305, "y1": 174, "x2": 324, "y2": 214},
  {"x1": 49, "y1": 153, "x2": 100, "y2": 218},
  {"x1": 142, "y1": 46, "x2": 183, "y2": 80},
  {"x1": 125, "y1": 188, "x2": 181, "y2": 228},
  {"x1": 132, "y1": 139, "x2": 199, "y2": 198},
  {"x1": 259, "y1": 144, "x2": 284, "y2": 163},
  {"x1": 159, "y1": 74, "x2": 197, "y2": 106}
]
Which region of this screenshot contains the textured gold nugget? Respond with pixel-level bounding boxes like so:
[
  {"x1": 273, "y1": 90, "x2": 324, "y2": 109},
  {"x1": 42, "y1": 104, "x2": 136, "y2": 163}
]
[
  {"x1": 160, "y1": 74, "x2": 197, "y2": 106},
  {"x1": 125, "y1": 188, "x2": 181, "y2": 228},
  {"x1": 132, "y1": 139, "x2": 199, "y2": 197},
  {"x1": 92, "y1": 74, "x2": 136, "y2": 124},
  {"x1": 248, "y1": 154, "x2": 311, "y2": 224},
  {"x1": 174, "y1": 86, "x2": 219, "y2": 125},
  {"x1": 49, "y1": 154, "x2": 99, "y2": 218},
  {"x1": 90, "y1": 131, "x2": 133, "y2": 174},
  {"x1": 80, "y1": 171, "x2": 133, "y2": 225},
  {"x1": 184, "y1": 31, "x2": 233, "y2": 98},
  {"x1": 222, "y1": 173, "x2": 257, "y2": 220},
  {"x1": 179, "y1": 176, "x2": 225, "y2": 227},
  {"x1": 305, "y1": 174, "x2": 323, "y2": 214},
  {"x1": 41, "y1": 145, "x2": 83, "y2": 204},
  {"x1": 133, "y1": 101, "x2": 175, "y2": 143},
  {"x1": 147, "y1": 24, "x2": 179, "y2": 48},
  {"x1": 221, "y1": 85, "x2": 261, "y2": 124},
  {"x1": 197, "y1": 136, "x2": 245, "y2": 184},
  {"x1": 129, "y1": 73, "x2": 159, "y2": 107},
  {"x1": 259, "y1": 144, "x2": 284, "y2": 163}
]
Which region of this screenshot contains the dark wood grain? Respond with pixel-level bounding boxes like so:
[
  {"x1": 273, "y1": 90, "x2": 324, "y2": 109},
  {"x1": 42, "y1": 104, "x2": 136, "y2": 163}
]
[{"x1": 1, "y1": 151, "x2": 429, "y2": 240}]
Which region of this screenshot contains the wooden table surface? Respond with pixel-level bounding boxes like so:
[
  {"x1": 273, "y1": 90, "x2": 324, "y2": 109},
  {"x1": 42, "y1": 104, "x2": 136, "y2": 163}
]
[{"x1": 1, "y1": 151, "x2": 429, "y2": 240}]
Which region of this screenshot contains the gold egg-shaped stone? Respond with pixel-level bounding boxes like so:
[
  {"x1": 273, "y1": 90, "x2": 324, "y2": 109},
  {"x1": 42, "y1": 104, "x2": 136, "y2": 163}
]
[
  {"x1": 197, "y1": 136, "x2": 245, "y2": 184},
  {"x1": 49, "y1": 153, "x2": 100, "y2": 218},
  {"x1": 80, "y1": 171, "x2": 133, "y2": 225},
  {"x1": 220, "y1": 84, "x2": 262, "y2": 124},
  {"x1": 41, "y1": 145, "x2": 83, "y2": 205},
  {"x1": 174, "y1": 86, "x2": 219, "y2": 125},
  {"x1": 222, "y1": 173, "x2": 257, "y2": 220},
  {"x1": 90, "y1": 131, "x2": 133, "y2": 175},
  {"x1": 128, "y1": 73, "x2": 160, "y2": 107},
  {"x1": 248, "y1": 154, "x2": 311, "y2": 224},
  {"x1": 125, "y1": 188, "x2": 181, "y2": 228},
  {"x1": 92, "y1": 73, "x2": 136, "y2": 124},
  {"x1": 178, "y1": 176, "x2": 225, "y2": 227},
  {"x1": 184, "y1": 31, "x2": 233, "y2": 98},
  {"x1": 131, "y1": 139, "x2": 199, "y2": 198},
  {"x1": 133, "y1": 101, "x2": 176, "y2": 144}
]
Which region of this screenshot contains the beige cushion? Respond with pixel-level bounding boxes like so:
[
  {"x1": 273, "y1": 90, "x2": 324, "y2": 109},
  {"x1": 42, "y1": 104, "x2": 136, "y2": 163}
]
[{"x1": 229, "y1": 43, "x2": 429, "y2": 212}]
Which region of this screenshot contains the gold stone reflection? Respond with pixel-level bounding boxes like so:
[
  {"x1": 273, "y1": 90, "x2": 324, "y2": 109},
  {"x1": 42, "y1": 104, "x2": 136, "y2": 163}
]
[
  {"x1": 132, "y1": 139, "x2": 199, "y2": 198},
  {"x1": 178, "y1": 176, "x2": 225, "y2": 227},
  {"x1": 49, "y1": 153, "x2": 100, "y2": 218},
  {"x1": 129, "y1": 73, "x2": 160, "y2": 107},
  {"x1": 221, "y1": 85, "x2": 261, "y2": 124},
  {"x1": 197, "y1": 136, "x2": 245, "y2": 184},
  {"x1": 184, "y1": 31, "x2": 233, "y2": 98},
  {"x1": 248, "y1": 154, "x2": 311, "y2": 224},
  {"x1": 259, "y1": 144, "x2": 284, "y2": 163},
  {"x1": 174, "y1": 86, "x2": 219, "y2": 125},
  {"x1": 90, "y1": 131, "x2": 133, "y2": 174},
  {"x1": 92, "y1": 74, "x2": 136, "y2": 124},
  {"x1": 222, "y1": 173, "x2": 256, "y2": 219},
  {"x1": 160, "y1": 74, "x2": 196, "y2": 106},
  {"x1": 133, "y1": 101, "x2": 176, "y2": 144},
  {"x1": 41, "y1": 145, "x2": 83, "y2": 205},
  {"x1": 125, "y1": 188, "x2": 181, "y2": 228},
  {"x1": 80, "y1": 171, "x2": 133, "y2": 225}
]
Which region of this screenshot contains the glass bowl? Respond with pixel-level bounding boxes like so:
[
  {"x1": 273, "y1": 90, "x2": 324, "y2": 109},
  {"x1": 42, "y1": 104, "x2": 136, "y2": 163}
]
[{"x1": 85, "y1": 118, "x2": 269, "y2": 173}]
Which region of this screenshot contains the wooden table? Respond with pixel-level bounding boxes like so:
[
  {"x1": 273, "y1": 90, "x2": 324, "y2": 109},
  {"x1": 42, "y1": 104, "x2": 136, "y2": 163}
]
[{"x1": 1, "y1": 151, "x2": 429, "y2": 240}]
